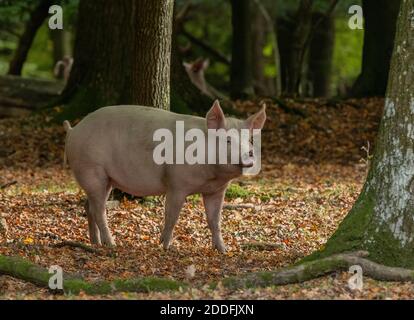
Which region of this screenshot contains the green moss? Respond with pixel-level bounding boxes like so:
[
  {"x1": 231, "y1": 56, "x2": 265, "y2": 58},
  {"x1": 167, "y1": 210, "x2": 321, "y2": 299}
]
[
  {"x1": 362, "y1": 221, "x2": 414, "y2": 268},
  {"x1": 225, "y1": 184, "x2": 252, "y2": 200}
]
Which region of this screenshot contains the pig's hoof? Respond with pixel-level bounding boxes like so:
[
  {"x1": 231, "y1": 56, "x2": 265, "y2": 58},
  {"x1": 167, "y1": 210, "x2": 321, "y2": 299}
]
[
  {"x1": 213, "y1": 242, "x2": 227, "y2": 253},
  {"x1": 101, "y1": 238, "x2": 116, "y2": 247},
  {"x1": 160, "y1": 234, "x2": 172, "y2": 250}
]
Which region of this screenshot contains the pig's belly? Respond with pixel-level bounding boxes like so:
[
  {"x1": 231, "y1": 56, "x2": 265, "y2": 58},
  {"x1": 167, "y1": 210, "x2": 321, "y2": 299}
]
[
  {"x1": 110, "y1": 178, "x2": 166, "y2": 196},
  {"x1": 108, "y1": 168, "x2": 167, "y2": 197}
]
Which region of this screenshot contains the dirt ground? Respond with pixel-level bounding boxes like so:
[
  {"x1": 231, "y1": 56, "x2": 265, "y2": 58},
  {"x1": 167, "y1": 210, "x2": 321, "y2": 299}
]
[{"x1": 2, "y1": 98, "x2": 410, "y2": 300}]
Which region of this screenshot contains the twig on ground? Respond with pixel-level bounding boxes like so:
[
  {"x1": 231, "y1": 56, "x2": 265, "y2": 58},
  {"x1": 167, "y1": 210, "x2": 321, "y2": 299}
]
[
  {"x1": 223, "y1": 203, "x2": 255, "y2": 210},
  {"x1": 52, "y1": 241, "x2": 102, "y2": 255},
  {"x1": 0, "y1": 181, "x2": 17, "y2": 189},
  {"x1": 241, "y1": 241, "x2": 281, "y2": 251}
]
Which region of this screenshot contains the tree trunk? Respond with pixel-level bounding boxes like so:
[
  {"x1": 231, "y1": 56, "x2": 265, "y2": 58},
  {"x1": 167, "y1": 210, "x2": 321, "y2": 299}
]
[
  {"x1": 284, "y1": 0, "x2": 313, "y2": 96},
  {"x1": 251, "y1": 5, "x2": 268, "y2": 97},
  {"x1": 230, "y1": 0, "x2": 254, "y2": 99},
  {"x1": 276, "y1": 14, "x2": 294, "y2": 95},
  {"x1": 314, "y1": 0, "x2": 414, "y2": 268},
  {"x1": 50, "y1": 29, "x2": 71, "y2": 79},
  {"x1": 8, "y1": 0, "x2": 53, "y2": 76},
  {"x1": 350, "y1": 0, "x2": 401, "y2": 98},
  {"x1": 308, "y1": 12, "x2": 335, "y2": 97},
  {"x1": 170, "y1": 7, "x2": 213, "y2": 115},
  {"x1": 59, "y1": 0, "x2": 174, "y2": 120}
]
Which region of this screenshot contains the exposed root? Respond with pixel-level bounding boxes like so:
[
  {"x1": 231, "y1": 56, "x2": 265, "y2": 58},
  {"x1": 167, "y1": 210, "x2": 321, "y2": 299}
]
[
  {"x1": 221, "y1": 251, "x2": 414, "y2": 289},
  {"x1": 0, "y1": 254, "x2": 186, "y2": 295},
  {"x1": 2, "y1": 251, "x2": 414, "y2": 295}
]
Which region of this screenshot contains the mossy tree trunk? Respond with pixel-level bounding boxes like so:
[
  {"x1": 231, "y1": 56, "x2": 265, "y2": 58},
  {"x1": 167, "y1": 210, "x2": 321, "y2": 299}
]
[
  {"x1": 59, "y1": 0, "x2": 174, "y2": 120},
  {"x1": 350, "y1": 0, "x2": 400, "y2": 98},
  {"x1": 314, "y1": 0, "x2": 414, "y2": 268}
]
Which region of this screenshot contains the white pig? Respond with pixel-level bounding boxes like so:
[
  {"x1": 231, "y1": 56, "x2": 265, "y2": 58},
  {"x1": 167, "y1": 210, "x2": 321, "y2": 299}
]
[{"x1": 63, "y1": 100, "x2": 266, "y2": 252}]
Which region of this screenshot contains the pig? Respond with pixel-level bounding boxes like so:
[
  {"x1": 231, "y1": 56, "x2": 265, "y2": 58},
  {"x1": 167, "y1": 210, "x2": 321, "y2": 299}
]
[
  {"x1": 63, "y1": 100, "x2": 266, "y2": 253},
  {"x1": 54, "y1": 55, "x2": 73, "y2": 82},
  {"x1": 183, "y1": 58, "x2": 228, "y2": 100}
]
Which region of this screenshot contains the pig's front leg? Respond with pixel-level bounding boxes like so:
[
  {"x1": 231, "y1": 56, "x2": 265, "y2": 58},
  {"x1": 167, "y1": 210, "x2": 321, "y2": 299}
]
[
  {"x1": 160, "y1": 191, "x2": 186, "y2": 250},
  {"x1": 202, "y1": 189, "x2": 226, "y2": 253}
]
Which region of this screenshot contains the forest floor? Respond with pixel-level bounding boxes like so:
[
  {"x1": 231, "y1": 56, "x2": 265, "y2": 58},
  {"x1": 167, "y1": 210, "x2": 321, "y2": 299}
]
[{"x1": 2, "y1": 97, "x2": 412, "y2": 300}]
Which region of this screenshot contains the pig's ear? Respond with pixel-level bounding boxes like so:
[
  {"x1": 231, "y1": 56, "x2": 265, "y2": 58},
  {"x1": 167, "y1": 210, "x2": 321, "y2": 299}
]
[
  {"x1": 206, "y1": 100, "x2": 226, "y2": 129},
  {"x1": 244, "y1": 105, "x2": 267, "y2": 130}
]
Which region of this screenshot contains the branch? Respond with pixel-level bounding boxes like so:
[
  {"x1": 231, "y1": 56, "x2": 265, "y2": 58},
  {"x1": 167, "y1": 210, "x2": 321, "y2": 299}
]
[
  {"x1": 0, "y1": 181, "x2": 17, "y2": 189},
  {"x1": 181, "y1": 29, "x2": 231, "y2": 65},
  {"x1": 52, "y1": 241, "x2": 102, "y2": 255}
]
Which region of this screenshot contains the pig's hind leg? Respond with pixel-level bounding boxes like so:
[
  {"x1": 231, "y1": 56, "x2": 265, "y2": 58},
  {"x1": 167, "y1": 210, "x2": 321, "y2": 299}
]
[
  {"x1": 75, "y1": 167, "x2": 114, "y2": 246},
  {"x1": 84, "y1": 199, "x2": 101, "y2": 245}
]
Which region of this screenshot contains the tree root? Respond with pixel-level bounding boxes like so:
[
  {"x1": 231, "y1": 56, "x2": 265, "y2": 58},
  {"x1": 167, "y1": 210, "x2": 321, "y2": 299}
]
[
  {"x1": 2, "y1": 251, "x2": 414, "y2": 295},
  {"x1": 0, "y1": 254, "x2": 186, "y2": 295},
  {"x1": 221, "y1": 251, "x2": 414, "y2": 290}
]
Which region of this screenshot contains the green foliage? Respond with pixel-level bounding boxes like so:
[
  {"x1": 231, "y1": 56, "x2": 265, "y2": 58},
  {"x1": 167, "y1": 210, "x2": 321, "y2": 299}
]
[
  {"x1": 177, "y1": 0, "x2": 231, "y2": 87},
  {"x1": 331, "y1": 17, "x2": 364, "y2": 94},
  {"x1": 0, "y1": 0, "x2": 78, "y2": 77},
  {"x1": 23, "y1": 24, "x2": 54, "y2": 78}
]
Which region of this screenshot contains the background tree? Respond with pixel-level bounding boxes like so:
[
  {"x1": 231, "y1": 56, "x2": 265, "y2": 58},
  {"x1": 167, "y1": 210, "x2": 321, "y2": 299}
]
[
  {"x1": 59, "y1": 0, "x2": 174, "y2": 120},
  {"x1": 307, "y1": 12, "x2": 335, "y2": 97},
  {"x1": 7, "y1": 0, "x2": 53, "y2": 76},
  {"x1": 170, "y1": 2, "x2": 213, "y2": 114},
  {"x1": 350, "y1": 0, "x2": 401, "y2": 97},
  {"x1": 230, "y1": 0, "x2": 254, "y2": 99}
]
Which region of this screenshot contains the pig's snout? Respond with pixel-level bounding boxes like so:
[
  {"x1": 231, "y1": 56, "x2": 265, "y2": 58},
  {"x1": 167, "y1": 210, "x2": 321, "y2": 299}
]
[{"x1": 241, "y1": 150, "x2": 255, "y2": 168}]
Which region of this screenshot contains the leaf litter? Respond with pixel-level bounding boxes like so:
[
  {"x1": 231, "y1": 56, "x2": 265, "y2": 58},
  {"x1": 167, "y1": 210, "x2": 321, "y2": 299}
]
[{"x1": 2, "y1": 98, "x2": 412, "y2": 299}]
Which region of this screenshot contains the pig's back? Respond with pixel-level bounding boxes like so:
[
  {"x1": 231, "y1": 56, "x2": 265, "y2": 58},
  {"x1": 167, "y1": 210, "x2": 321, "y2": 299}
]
[{"x1": 66, "y1": 105, "x2": 205, "y2": 196}]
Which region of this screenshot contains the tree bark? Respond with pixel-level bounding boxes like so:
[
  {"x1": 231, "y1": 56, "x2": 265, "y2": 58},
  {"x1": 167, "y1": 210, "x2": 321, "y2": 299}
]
[
  {"x1": 251, "y1": 5, "x2": 269, "y2": 97},
  {"x1": 170, "y1": 9, "x2": 213, "y2": 115},
  {"x1": 284, "y1": 0, "x2": 313, "y2": 96},
  {"x1": 230, "y1": 0, "x2": 254, "y2": 99},
  {"x1": 50, "y1": 29, "x2": 72, "y2": 79},
  {"x1": 59, "y1": 0, "x2": 174, "y2": 120},
  {"x1": 308, "y1": 12, "x2": 335, "y2": 97},
  {"x1": 8, "y1": 0, "x2": 53, "y2": 76},
  {"x1": 312, "y1": 0, "x2": 414, "y2": 268},
  {"x1": 350, "y1": 0, "x2": 401, "y2": 97}
]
